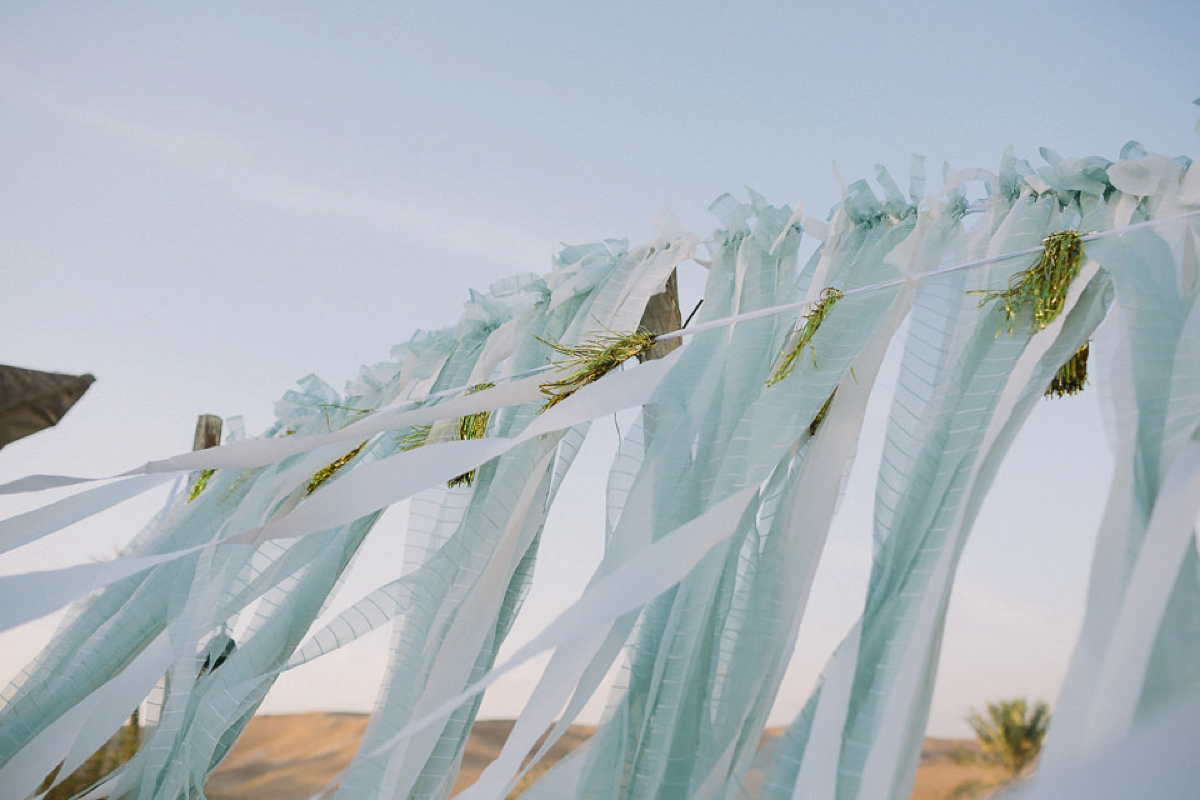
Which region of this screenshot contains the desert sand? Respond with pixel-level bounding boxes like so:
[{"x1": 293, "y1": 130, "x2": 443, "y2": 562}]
[{"x1": 205, "y1": 713, "x2": 1006, "y2": 799}]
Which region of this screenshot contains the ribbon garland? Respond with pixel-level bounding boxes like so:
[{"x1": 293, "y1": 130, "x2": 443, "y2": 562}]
[{"x1": 2, "y1": 180, "x2": 1197, "y2": 800}]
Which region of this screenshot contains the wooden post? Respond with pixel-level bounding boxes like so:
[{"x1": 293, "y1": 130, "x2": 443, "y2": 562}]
[
  {"x1": 193, "y1": 414, "x2": 222, "y2": 451},
  {"x1": 636, "y1": 270, "x2": 682, "y2": 363},
  {"x1": 635, "y1": 271, "x2": 681, "y2": 445}
]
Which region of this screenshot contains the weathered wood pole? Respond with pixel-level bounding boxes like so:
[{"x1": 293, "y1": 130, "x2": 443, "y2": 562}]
[
  {"x1": 193, "y1": 414, "x2": 223, "y2": 451},
  {"x1": 636, "y1": 269, "x2": 682, "y2": 363},
  {"x1": 635, "y1": 270, "x2": 681, "y2": 444}
]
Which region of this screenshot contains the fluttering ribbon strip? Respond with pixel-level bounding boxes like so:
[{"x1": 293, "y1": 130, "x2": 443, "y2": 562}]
[
  {"x1": 762, "y1": 187, "x2": 1116, "y2": 799},
  {"x1": 4, "y1": 151, "x2": 1197, "y2": 800},
  {"x1": 347, "y1": 484, "x2": 762, "y2": 781},
  {"x1": 0, "y1": 374, "x2": 553, "y2": 557},
  {"x1": 1076, "y1": 437, "x2": 1200, "y2": 752},
  {"x1": 0, "y1": 474, "x2": 176, "y2": 557},
  {"x1": 1038, "y1": 216, "x2": 1200, "y2": 782},
  {"x1": 0, "y1": 372, "x2": 550, "y2": 494},
  {"x1": 0, "y1": 634, "x2": 172, "y2": 800},
  {"x1": 0, "y1": 351, "x2": 680, "y2": 630}
]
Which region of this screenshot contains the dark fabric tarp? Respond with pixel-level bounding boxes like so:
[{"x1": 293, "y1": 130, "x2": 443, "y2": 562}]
[{"x1": 0, "y1": 365, "x2": 95, "y2": 449}]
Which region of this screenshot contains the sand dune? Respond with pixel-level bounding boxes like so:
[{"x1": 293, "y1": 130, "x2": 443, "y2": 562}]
[{"x1": 205, "y1": 713, "x2": 1005, "y2": 799}]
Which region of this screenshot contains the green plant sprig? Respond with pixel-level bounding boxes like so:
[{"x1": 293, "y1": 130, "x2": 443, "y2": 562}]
[
  {"x1": 306, "y1": 441, "x2": 368, "y2": 495},
  {"x1": 974, "y1": 230, "x2": 1085, "y2": 334},
  {"x1": 397, "y1": 424, "x2": 432, "y2": 452},
  {"x1": 1045, "y1": 341, "x2": 1089, "y2": 398},
  {"x1": 448, "y1": 381, "x2": 496, "y2": 488},
  {"x1": 536, "y1": 328, "x2": 657, "y2": 412},
  {"x1": 767, "y1": 287, "x2": 844, "y2": 387},
  {"x1": 809, "y1": 391, "x2": 836, "y2": 436},
  {"x1": 186, "y1": 469, "x2": 216, "y2": 503}
]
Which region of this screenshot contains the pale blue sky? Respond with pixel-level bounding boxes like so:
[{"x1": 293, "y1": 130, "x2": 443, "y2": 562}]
[{"x1": 0, "y1": 1, "x2": 1196, "y2": 736}]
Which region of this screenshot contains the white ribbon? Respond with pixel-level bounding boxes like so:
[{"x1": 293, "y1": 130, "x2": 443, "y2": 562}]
[{"x1": 0, "y1": 353, "x2": 679, "y2": 630}]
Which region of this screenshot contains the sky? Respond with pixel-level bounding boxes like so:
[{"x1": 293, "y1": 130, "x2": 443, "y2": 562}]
[{"x1": 0, "y1": 1, "x2": 1197, "y2": 738}]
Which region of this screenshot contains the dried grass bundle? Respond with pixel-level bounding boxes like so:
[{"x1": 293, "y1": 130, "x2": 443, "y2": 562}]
[
  {"x1": 186, "y1": 469, "x2": 216, "y2": 503},
  {"x1": 397, "y1": 424, "x2": 432, "y2": 452},
  {"x1": 767, "y1": 287, "x2": 844, "y2": 387},
  {"x1": 1046, "y1": 341, "x2": 1089, "y2": 398},
  {"x1": 976, "y1": 230, "x2": 1085, "y2": 333},
  {"x1": 537, "y1": 328, "x2": 657, "y2": 412},
  {"x1": 448, "y1": 382, "x2": 496, "y2": 488},
  {"x1": 306, "y1": 441, "x2": 368, "y2": 495}
]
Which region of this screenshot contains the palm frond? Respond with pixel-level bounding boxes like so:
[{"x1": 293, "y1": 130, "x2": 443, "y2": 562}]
[{"x1": 966, "y1": 698, "x2": 1050, "y2": 778}]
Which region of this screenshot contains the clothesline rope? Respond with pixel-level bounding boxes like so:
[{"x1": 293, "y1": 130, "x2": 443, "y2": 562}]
[{"x1": 414, "y1": 209, "x2": 1198, "y2": 404}]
